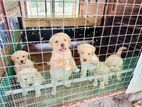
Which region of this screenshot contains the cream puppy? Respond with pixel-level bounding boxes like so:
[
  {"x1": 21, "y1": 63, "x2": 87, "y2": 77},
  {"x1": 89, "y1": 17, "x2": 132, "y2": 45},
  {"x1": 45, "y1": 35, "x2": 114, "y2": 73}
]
[
  {"x1": 17, "y1": 68, "x2": 45, "y2": 97},
  {"x1": 49, "y1": 32, "x2": 79, "y2": 95},
  {"x1": 93, "y1": 62, "x2": 110, "y2": 89},
  {"x1": 77, "y1": 43, "x2": 99, "y2": 78},
  {"x1": 11, "y1": 50, "x2": 34, "y2": 74},
  {"x1": 105, "y1": 47, "x2": 127, "y2": 80}
]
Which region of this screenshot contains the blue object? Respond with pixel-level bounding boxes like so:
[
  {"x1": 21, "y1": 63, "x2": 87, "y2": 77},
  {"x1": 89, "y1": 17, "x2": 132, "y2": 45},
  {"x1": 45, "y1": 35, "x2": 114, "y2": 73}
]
[
  {"x1": 0, "y1": 38, "x2": 3, "y2": 50},
  {"x1": 0, "y1": 22, "x2": 9, "y2": 49}
]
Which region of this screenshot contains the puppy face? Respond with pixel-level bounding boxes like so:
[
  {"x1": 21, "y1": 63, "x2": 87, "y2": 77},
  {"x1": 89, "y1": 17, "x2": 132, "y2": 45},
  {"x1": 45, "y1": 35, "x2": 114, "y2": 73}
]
[
  {"x1": 77, "y1": 44, "x2": 96, "y2": 62},
  {"x1": 49, "y1": 32, "x2": 71, "y2": 52},
  {"x1": 11, "y1": 51, "x2": 29, "y2": 65}
]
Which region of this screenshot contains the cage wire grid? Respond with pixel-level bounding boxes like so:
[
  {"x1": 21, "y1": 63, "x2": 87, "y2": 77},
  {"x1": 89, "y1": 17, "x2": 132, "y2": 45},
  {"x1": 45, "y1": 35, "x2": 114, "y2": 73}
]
[{"x1": 0, "y1": 0, "x2": 142, "y2": 107}]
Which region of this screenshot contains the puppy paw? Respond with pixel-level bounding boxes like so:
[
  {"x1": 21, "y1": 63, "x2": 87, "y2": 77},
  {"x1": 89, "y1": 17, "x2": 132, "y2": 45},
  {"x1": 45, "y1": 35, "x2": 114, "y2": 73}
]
[
  {"x1": 104, "y1": 83, "x2": 109, "y2": 86},
  {"x1": 65, "y1": 83, "x2": 71, "y2": 88},
  {"x1": 80, "y1": 75, "x2": 86, "y2": 79},
  {"x1": 93, "y1": 80, "x2": 98, "y2": 87},
  {"x1": 35, "y1": 91, "x2": 41, "y2": 97},
  {"x1": 100, "y1": 86, "x2": 105, "y2": 89},
  {"x1": 22, "y1": 92, "x2": 28, "y2": 96},
  {"x1": 117, "y1": 77, "x2": 121, "y2": 81},
  {"x1": 51, "y1": 89, "x2": 56, "y2": 95},
  {"x1": 99, "y1": 83, "x2": 105, "y2": 89},
  {"x1": 73, "y1": 67, "x2": 80, "y2": 73}
]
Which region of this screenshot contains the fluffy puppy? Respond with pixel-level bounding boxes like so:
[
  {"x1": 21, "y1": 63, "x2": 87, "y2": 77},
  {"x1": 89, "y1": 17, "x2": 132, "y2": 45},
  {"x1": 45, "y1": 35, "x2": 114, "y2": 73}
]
[
  {"x1": 105, "y1": 47, "x2": 127, "y2": 80},
  {"x1": 49, "y1": 32, "x2": 79, "y2": 95},
  {"x1": 17, "y1": 68, "x2": 45, "y2": 97},
  {"x1": 93, "y1": 62, "x2": 110, "y2": 89},
  {"x1": 11, "y1": 50, "x2": 34, "y2": 74},
  {"x1": 77, "y1": 43, "x2": 99, "y2": 78}
]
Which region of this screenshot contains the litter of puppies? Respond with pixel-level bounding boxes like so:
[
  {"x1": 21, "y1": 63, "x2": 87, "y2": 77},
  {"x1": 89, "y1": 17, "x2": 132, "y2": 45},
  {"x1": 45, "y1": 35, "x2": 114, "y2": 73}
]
[{"x1": 11, "y1": 32, "x2": 128, "y2": 96}]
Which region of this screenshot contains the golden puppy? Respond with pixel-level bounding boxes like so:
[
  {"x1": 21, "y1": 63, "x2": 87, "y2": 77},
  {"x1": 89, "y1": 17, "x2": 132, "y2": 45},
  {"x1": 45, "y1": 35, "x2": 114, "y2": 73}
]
[
  {"x1": 93, "y1": 62, "x2": 110, "y2": 89},
  {"x1": 49, "y1": 32, "x2": 79, "y2": 95},
  {"x1": 105, "y1": 47, "x2": 127, "y2": 80},
  {"x1": 17, "y1": 68, "x2": 45, "y2": 97},
  {"x1": 11, "y1": 50, "x2": 34, "y2": 74},
  {"x1": 77, "y1": 43, "x2": 99, "y2": 78}
]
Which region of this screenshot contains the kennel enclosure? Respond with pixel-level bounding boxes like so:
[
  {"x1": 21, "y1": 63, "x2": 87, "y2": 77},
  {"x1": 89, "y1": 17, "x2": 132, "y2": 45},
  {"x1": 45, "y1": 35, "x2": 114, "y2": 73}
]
[{"x1": 0, "y1": 0, "x2": 142, "y2": 107}]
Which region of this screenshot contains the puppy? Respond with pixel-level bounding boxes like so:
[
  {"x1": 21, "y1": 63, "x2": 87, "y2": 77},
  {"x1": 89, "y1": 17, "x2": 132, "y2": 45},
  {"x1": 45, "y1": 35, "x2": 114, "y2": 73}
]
[
  {"x1": 11, "y1": 50, "x2": 34, "y2": 74},
  {"x1": 17, "y1": 68, "x2": 45, "y2": 97},
  {"x1": 93, "y1": 62, "x2": 110, "y2": 89},
  {"x1": 77, "y1": 43, "x2": 99, "y2": 78},
  {"x1": 49, "y1": 32, "x2": 79, "y2": 95},
  {"x1": 105, "y1": 47, "x2": 127, "y2": 80}
]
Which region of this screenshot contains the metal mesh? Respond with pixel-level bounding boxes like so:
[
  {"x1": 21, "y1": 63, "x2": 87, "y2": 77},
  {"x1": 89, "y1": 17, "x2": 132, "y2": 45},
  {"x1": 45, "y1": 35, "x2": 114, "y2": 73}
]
[{"x1": 0, "y1": 0, "x2": 141, "y2": 107}]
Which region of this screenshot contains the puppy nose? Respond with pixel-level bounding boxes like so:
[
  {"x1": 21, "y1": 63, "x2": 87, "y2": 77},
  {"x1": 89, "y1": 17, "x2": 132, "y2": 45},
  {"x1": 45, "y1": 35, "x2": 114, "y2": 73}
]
[
  {"x1": 21, "y1": 60, "x2": 23, "y2": 63},
  {"x1": 29, "y1": 83, "x2": 33, "y2": 86},
  {"x1": 61, "y1": 43, "x2": 64, "y2": 47},
  {"x1": 83, "y1": 59, "x2": 87, "y2": 62}
]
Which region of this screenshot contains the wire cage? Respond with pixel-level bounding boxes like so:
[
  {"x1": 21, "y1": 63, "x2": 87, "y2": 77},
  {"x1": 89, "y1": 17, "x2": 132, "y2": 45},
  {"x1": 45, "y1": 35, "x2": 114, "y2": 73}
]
[{"x1": 0, "y1": 0, "x2": 142, "y2": 107}]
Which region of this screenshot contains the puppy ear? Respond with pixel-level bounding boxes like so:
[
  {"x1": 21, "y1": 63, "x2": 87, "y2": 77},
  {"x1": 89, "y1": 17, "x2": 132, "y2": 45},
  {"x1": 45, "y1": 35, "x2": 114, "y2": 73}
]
[
  {"x1": 66, "y1": 35, "x2": 71, "y2": 45},
  {"x1": 49, "y1": 36, "x2": 54, "y2": 46},
  {"x1": 91, "y1": 46, "x2": 96, "y2": 54},
  {"x1": 22, "y1": 51, "x2": 29, "y2": 59},
  {"x1": 11, "y1": 53, "x2": 16, "y2": 61},
  {"x1": 77, "y1": 45, "x2": 81, "y2": 54}
]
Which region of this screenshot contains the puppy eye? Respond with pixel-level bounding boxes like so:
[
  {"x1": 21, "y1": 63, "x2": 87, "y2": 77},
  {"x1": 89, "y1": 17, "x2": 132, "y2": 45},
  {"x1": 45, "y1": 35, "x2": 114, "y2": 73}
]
[
  {"x1": 64, "y1": 39, "x2": 66, "y2": 41},
  {"x1": 55, "y1": 40, "x2": 58, "y2": 43},
  {"x1": 23, "y1": 56, "x2": 25, "y2": 57},
  {"x1": 88, "y1": 53, "x2": 91, "y2": 55},
  {"x1": 17, "y1": 57, "x2": 19, "y2": 59},
  {"x1": 24, "y1": 78, "x2": 27, "y2": 81}
]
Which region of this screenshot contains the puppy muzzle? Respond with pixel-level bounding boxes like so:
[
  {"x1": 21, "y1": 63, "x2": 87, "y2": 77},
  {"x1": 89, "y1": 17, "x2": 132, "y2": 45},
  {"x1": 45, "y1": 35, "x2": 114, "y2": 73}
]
[
  {"x1": 83, "y1": 59, "x2": 87, "y2": 62},
  {"x1": 20, "y1": 60, "x2": 24, "y2": 64},
  {"x1": 61, "y1": 43, "x2": 64, "y2": 48},
  {"x1": 29, "y1": 83, "x2": 33, "y2": 86}
]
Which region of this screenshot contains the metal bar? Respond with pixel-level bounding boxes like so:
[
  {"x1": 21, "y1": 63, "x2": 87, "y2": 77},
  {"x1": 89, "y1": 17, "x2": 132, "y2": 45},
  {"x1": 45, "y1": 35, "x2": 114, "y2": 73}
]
[{"x1": 6, "y1": 68, "x2": 133, "y2": 95}]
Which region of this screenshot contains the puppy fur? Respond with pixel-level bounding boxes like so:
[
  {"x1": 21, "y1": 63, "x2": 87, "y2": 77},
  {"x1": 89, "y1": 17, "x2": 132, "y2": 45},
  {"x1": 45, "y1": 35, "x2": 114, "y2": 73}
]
[
  {"x1": 49, "y1": 32, "x2": 79, "y2": 95},
  {"x1": 17, "y1": 68, "x2": 45, "y2": 97},
  {"x1": 105, "y1": 47, "x2": 127, "y2": 80},
  {"x1": 93, "y1": 62, "x2": 110, "y2": 89},
  {"x1": 11, "y1": 50, "x2": 34, "y2": 74},
  {"x1": 77, "y1": 43, "x2": 99, "y2": 78}
]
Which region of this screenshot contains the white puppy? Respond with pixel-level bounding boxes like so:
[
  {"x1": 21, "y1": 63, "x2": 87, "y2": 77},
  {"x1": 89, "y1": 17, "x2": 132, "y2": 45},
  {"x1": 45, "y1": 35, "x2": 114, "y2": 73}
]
[
  {"x1": 49, "y1": 32, "x2": 79, "y2": 95},
  {"x1": 17, "y1": 68, "x2": 45, "y2": 97},
  {"x1": 77, "y1": 43, "x2": 99, "y2": 78},
  {"x1": 11, "y1": 50, "x2": 34, "y2": 74},
  {"x1": 93, "y1": 62, "x2": 110, "y2": 89},
  {"x1": 105, "y1": 47, "x2": 127, "y2": 80}
]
